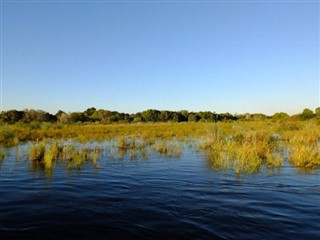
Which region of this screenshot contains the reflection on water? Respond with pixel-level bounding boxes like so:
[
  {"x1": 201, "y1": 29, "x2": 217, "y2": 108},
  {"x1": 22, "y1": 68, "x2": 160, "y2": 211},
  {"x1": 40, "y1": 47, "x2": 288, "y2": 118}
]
[{"x1": 0, "y1": 139, "x2": 319, "y2": 239}]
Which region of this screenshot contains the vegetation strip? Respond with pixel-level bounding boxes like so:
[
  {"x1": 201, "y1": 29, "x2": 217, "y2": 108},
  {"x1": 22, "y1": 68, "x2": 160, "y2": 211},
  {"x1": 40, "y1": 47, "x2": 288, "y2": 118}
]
[{"x1": 1, "y1": 107, "x2": 319, "y2": 173}]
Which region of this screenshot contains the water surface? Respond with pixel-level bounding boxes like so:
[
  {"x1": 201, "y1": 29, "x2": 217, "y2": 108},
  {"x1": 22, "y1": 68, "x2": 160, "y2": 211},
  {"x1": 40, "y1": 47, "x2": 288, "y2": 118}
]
[{"x1": 0, "y1": 142, "x2": 319, "y2": 239}]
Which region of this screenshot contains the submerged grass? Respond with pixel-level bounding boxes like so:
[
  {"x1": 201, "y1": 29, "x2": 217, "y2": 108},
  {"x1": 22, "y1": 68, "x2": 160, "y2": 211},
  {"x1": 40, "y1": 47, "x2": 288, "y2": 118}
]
[
  {"x1": 287, "y1": 122, "x2": 320, "y2": 169},
  {"x1": 204, "y1": 125, "x2": 285, "y2": 173},
  {"x1": 0, "y1": 149, "x2": 5, "y2": 160},
  {"x1": 3, "y1": 120, "x2": 320, "y2": 173},
  {"x1": 28, "y1": 141, "x2": 46, "y2": 161},
  {"x1": 204, "y1": 120, "x2": 320, "y2": 172},
  {"x1": 153, "y1": 141, "x2": 183, "y2": 158},
  {"x1": 28, "y1": 140, "x2": 103, "y2": 170}
]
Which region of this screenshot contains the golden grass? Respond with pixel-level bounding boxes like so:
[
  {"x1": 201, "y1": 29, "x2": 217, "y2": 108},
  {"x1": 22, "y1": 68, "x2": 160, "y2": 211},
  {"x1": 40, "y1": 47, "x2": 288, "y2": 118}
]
[
  {"x1": 204, "y1": 120, "x2": 320, "y2": 172},
  {"x1": 0, "y1": 149, "x2": 5, "y2": 160},
  {"x1": 287, "y1": 122, "x2": 320, "y2": 169},
  {"x1": 28, "y1": 141, "x2": 103, "y2": 170},
  {"x1": 28, "y1": 141, "x2": 46, "y2": 161},
  {"x1": 204, "y1": 124, "x2": 285, "y2": 173},
  {"x1": 2, "y1": 120, "x2": 320, "y2": 172},
  {"x1": 0, "y1": 122, "x2": 208, "y2": 145}
]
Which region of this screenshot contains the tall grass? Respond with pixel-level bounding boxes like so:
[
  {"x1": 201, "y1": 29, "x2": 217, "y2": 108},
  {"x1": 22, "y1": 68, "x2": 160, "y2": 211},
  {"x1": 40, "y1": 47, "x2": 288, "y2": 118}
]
[
  {"x1": 0, "y1": 149, "x2": 5, "y2": 160},
  {"x1": 288, "y1": 122, "x2": 320, "y2": 169},
  {"x1": 4, "y1": 120, "x2": 320, "y2": 173},
  {"x1": 28, "y1": 140, "x2": 103, "y2": 170},
  {"x1": 0, "y1": 122, "x2": 208, "y2": 146},
  {"x1": 204, "y1": 124, "x2": 284, "y2": 173},
  {"x1": 0, "y1": 125, "x2": 15, "y2": 146},
  {"x1": 28, "y1": 141, "x2": 46, "y2": 161}
]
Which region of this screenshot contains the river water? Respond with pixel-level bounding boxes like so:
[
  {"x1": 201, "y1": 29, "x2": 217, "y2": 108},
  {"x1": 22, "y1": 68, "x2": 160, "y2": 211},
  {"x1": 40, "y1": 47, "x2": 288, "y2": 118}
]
[{"x1": 0, "y1": 142, "x2": 319, "y2": 239}]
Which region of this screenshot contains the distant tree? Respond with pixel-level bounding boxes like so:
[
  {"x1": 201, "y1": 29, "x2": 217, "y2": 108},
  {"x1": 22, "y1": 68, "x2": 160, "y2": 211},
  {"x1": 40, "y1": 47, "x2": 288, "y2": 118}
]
[
  {"x1": 187, "y1": 113, "x2": 200, "y2": 122},
  {"x1": 58, "y1": 112, "x2": 70, "y2": 124},
  {"x1": 300, "y1": 108, "x2": 314, "y2": 120},
  {"x1": 131, "y1": 112, "x2": 144, "y2": 123},
  {"x1": 158, "y1": 111, "x2": 172, "y2": 122},
  {"x1": 84, "y1": 107, "x2": 96, "y2": 121},
  {"x1": 22, "y1": 109, "x2": 47, "y2": 123},
  {"x1": 272, "y1": 112, "x2": 289, "y2": 121},
  {"x1": 220, "y1": 112, "x2": 236, "y2": 121},
  {"x1": 315, "y1": 107, "x2": 320, "y2": 116},
  {"x1": 178, "y1": 110, "x2": 189, "y2": 122},
  {"x1": 132, "y1": 116, "x2": 143, "y2": 123},
  {"x1": 55, "y1": 110, "x2": 65, "y2": 118},
  {"x1": 69, "y1": 112, "x2": 87, "y2": 123},
  {"x1": 0, "y1": 110, "x2": 24, "y2": 123},
  {"x1": 172, "y1": 112, "x2": 183, "y2": 122},
  {"x1": 212, "y1": 112, "x2": 220, "y2": 122},
  {"x1": 91, "y1": 109, "x2": 111, "y2": 123},
  {"x1": 117, "y1": 113, "x2": 130, "y2": 123},
  {"x1": 251, "y1": 113, "x2": 268, "y2": 121},
  {"x1": 141, "y1": 109, "x2": 160, "y2": 122},
  {"x1": 44, "y1": 112, "x2": 57, "y2": 122},
  {"x1": 198, "y1": 111, "x2": 214, "y2": 122},
  {"x1": 108, "y1": 115, "x2": 119, "y2": 123}
]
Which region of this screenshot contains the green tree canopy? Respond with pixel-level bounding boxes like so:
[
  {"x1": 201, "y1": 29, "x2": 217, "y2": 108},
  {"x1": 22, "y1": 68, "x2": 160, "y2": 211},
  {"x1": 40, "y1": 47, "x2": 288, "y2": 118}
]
[
  {"x1": 272, "y1": 112, "x2": 289, "y2": 121},
  {"x1": 300, "y1": 108, "x2": 314, "y2": 120}
]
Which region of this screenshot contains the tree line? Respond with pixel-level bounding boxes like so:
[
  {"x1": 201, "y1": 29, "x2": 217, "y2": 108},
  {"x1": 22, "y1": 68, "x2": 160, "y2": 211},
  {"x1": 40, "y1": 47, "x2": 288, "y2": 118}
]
[{"x1": 0, "y1": 107, "x2": 318, "y2": 124}]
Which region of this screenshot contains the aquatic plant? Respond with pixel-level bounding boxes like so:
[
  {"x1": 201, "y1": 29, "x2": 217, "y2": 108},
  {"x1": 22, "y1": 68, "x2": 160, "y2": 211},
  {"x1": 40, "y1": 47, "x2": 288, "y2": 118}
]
[
  {"x1": 289, "y1": 145, "x2": 320, "y2": 169},
  {"x1": 26, "y1": 139, "x2": 103, "y2": 170},
  {"x1": 0, "y1": 125, "x2": 15, "y2": 146},
  {"x1": 42, "y1": 142, "x2": 61, "y2": 170},
  {"x1": 28, "y1": 141, "x2": 46, "y2": 161},
  {"x1": 288, "y1": 122, "x2": 320, "y2": 169},
  {"x1": 43, "y1": 148, "x2": 55, "y2": 170},
  {"x1": 153, "y1": 141, "x2": 183, "y2": 158},
  {"x1": 5, "y1": 118, "x2": 320, "y2": 173},
  {"x1": 0, "y1": 149, "x2": 5, "y2": 160},
  {"x1": 206, "y1": 125, "x2": 284, "y2": 173}
]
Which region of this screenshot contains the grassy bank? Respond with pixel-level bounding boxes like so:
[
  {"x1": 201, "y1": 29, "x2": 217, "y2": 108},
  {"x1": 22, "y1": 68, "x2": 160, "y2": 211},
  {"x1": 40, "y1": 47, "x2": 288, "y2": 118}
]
[{"x1": 0, "y1": 122, "x2": 207, "y2": 146}]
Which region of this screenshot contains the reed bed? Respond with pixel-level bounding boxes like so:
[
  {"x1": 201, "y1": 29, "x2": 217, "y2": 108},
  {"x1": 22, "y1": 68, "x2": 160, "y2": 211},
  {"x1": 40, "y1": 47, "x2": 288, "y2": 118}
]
[
  {"x1": 0, "y1": 122, "x2": 207, "y2": 146},
  {"x1": 0, "y1": 149, "x2": 5, "y2": 161},
  {"x1": 2, "y1": 120, "x2": 320, "y2": 173},
  {"x1": 204, "y1": 120, "x2": 320, "y2": 172},
  {"x1": 203, "y1": 125, "x2": 284, "y2": 173},
  {"x1": 28, "y1": 140, "x2": 102, "y2": 170},
  {"x1": 27, "y1": 137, "x2": 185, "y2": 172},
  {"x1": 287, "y1": 122, "x2": 320, "y2": 169}
]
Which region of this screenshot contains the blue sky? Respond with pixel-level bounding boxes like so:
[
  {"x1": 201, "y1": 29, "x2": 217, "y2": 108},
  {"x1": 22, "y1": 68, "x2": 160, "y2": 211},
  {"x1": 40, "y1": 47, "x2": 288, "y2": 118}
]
[{"x1": 1, "y1": 0, "x2": 319, "y2": 115}]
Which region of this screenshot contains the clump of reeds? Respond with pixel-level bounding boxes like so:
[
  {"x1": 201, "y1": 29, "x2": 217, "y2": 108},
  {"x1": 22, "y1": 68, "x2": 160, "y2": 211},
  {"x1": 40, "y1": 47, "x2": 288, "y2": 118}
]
[
  {"x1": 27, "y1": 140, "x2": 103, "y2": 170},
  {"x1": 43, "y1": 142, "x2": 60, "y2": 170},
  {"x1": 28, "y1": 141, "x2": 46, "y2": 161},
  {"x1": 115, "y1": 137, "x2": 155, "y2": 160},
  {"x1": 289, "y1": 145, "x2": 320, "y2": 169},
  {"x1": 117, "y1": 137, "x2": 138, "y2": 151},
  {"x1": 203, "y1": 124, "x2": 224, "y2": 149},
  {"x1": 140, "y1": 147, "x2": 149, "y2": 160},
  {"x1": 287, "y1": 122, "x2": 320, "y2": 169},
  {"x1": 153, "y1": 141, "x2": 183, "y2": 158},
  {"x1": 43, "y1": 148, "x2": 54, "y2": 170},
  {"x1": 0, "y1": 149, "x2": 5, "y2": 160},
  {"x1": 62, "y1": 143, "x2": 78, "y2": 161},
  {"x1": 0, "y1": 125, "x2": 15, "y2": 146},
  {"x1": 205, "y1": 125, "x2": 284, "y2": 174}
]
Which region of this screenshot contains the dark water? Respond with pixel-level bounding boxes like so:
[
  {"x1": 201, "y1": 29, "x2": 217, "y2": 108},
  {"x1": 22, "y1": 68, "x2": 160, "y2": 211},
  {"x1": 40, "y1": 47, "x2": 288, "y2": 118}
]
[{"x1": 0, "y1": 143, "x2": 319, "y2": 239}]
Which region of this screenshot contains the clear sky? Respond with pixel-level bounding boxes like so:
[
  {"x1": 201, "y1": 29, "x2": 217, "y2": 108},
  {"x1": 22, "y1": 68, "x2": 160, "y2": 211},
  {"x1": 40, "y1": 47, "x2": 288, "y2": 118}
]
[{"x1": 1, "y1": 0, "x2": 319, "y2": 115}]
